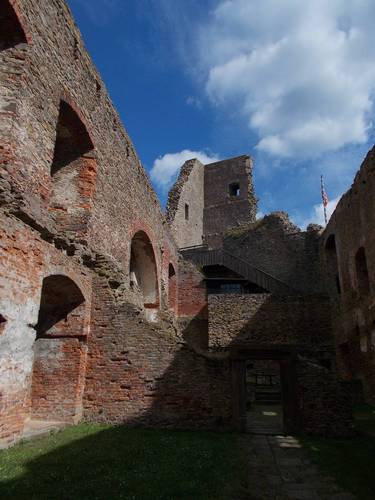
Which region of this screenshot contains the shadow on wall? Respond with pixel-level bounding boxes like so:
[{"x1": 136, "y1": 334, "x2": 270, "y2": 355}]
[{"x1": 125, "y1": 292, "x2": 353, "y2": 438}]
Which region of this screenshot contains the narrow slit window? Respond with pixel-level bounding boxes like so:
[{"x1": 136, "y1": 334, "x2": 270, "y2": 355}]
[
  {"x1": 185, "y1": 203, "x2": 189, "y2": 220},
  {"x1": 229, "y1": 182, "x2": 240, "y2": 197}
]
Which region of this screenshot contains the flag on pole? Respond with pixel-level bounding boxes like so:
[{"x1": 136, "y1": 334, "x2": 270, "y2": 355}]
[{"x1": 320, "y1": 175, "x2": 328, "y2": 224}]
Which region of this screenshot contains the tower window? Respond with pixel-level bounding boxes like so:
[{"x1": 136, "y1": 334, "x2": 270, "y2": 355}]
[
  {"x1": 229, "y1": 182, "x2": 240, "y2": 197},
  {"x1": 185, "y1": 203, "x2": 189, "y2": 220}
]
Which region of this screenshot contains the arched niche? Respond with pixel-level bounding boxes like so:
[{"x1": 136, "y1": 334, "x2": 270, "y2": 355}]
[
  {"x1": 168, "y1": 263, "x2": 177, "y2": 313},
  {"x1": 31, "y1": 275, "x2": 88, "y2": 422},
  {"x1": 325, "y1": 234, "x2": 341, "y2": 295},
  {"x1": 130, "y1": 231, "x2": 159, "y2": 313},
  {"x1": 49, "y1": 100, "x2": 97, "y2": 236},
  {"x1": 355, "y1": 247, "x2": 370, "y2": 296},
  {"x1": 0, "y1": 1, "x2": 27, "y2": 52},
  {"x1": 35, "y1": 275, "x2": 86, "y2": 337}
]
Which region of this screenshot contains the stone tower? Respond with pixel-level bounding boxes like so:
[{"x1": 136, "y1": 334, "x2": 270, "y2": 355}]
[{"x1": 166, "y1": 155, "x2": 257, "y2": 248}]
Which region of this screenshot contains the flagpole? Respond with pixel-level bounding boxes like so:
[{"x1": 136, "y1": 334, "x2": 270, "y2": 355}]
[{"x1": 320, "y1": 174, "x2": 328, "y2": 225}]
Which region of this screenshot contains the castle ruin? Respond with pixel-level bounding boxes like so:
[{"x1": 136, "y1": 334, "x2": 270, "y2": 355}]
[{"x1": 0, "y1": 0, "x2": 374, "y2": 448}]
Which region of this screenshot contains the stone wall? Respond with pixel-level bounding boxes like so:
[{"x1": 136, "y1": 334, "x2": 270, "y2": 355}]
[
  {"x1": 0, "y1": 213, "x2": 92, "y2": 446},
  {"x1": 204, "y1": 156, "x2": 257, "y2": 248},
  {"x1": 177, "y1": 258, "x2": 208, "y2": 349},
  {"x1": 0, "y1": 0, "x2": 179, "y2": 285},
  {"x1": 166, "y1": 159, "x2": 204, "y2": 249},
  {"x1": 297, "y1": 359, "x2": 353, "y2": 437},
  {"x1": 322, "y1": 146, "x2": 375, "y2": 404},
  {"x1": 208, "y1": 294, "x2": 332, "y2": 350},
  {"x1": 84, "y1": 272, "x2": 232, "y2": 430},
  {"x1": 0, "y1": 0, "x2": 181, "y2": 447},
  {"x1": 223, "y1": 212, "x2": 323, "y2": 294}
]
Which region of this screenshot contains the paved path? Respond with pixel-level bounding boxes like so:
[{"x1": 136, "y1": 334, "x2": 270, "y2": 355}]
[{"x1": 239, "y1": 434, "x2": 356, "y2": 500}]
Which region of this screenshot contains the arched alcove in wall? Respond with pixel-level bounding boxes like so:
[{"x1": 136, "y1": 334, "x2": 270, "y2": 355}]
[
  {"x1": 325, "y1": 234, "x2": 340, "y2": 295},
  {"x1": 130, "y1": 231, "x2": 159, "y2": 311},
  {"x1": 31, "y1": 275, "x2": 88, "y2": 422},
  {"x1": 0, "y1": 1, "x2": 27, "y2": 52},
  {"x1": 49, "y1": 100, "x2": 97, "y2": 235},
  {"x1": 355, "y1": 247, "x2": 370, "y2": 295}
]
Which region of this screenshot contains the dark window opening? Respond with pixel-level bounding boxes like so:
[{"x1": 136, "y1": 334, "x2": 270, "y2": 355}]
[
  {"x1": 203, "y1": 264, "x2": 268, "y2": 294},
  {"x1": 51, "y1": 101, "x2": 94, "y2": 176},
  {"x1": 0, "y1": 313, "x2": 6, "y2": 334},
  {"x1": 184, "y1": 203, "x2": 189, "y2": 220},
  {"x1": 355, "y1": 247, "x2": 370, "y2": 295},
  {"x1": 229, "y1": 182, "x2": 240, "y2": 197},
  {"x1": 0, "y1": 1, "x2": 27, "y2": 51},
  {"x1": 325, "y1": 234, "x2": 341, "y2": 295},
  {"x1": 35, "y1": 275, "x2": 85, "y2": 338}
]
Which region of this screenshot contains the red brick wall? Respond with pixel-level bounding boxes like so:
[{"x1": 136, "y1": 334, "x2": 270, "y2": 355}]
[
  {"x1": 84, "y1": 274, "x2": 232, "y2": 429},
  {"x1": 0, "y1": 214, "x2": 91, "y2": 447},
  {"x1": 31, "y1": 338, "x2": 87, "y2": 422}
]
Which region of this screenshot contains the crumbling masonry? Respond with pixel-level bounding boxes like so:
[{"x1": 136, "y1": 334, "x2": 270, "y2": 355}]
[{"x1": 0, "y1": 0, "x2": 373, "y2": 448}]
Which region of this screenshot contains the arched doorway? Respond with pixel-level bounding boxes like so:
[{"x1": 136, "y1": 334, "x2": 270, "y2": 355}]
[
  {"x1": 30, "y1": 275, "x2": 88, "y2": 423},
  {"x1": 130, "y1": 231, "x2": 159, "y2": 320}
]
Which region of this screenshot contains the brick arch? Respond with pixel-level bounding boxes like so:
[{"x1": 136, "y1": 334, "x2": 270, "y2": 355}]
[
  {"x1": 129, "y1": 229, "x2": 160, "y2": 311},
  {"x1": 40, "y1": 266, "x2": 91, "y2": 305},
  {"x1": 49, "y1": 98, "x2": 98, "y2": 237},
  {"x1": 129, "y1": 222, "x2": 160, "y2": 270},
  {"x1": 0, "y1": 0, "x2": 30, "y2": 51},
  {"x1": 31, "y1": 274, "x2": 89, "y2": 423}
]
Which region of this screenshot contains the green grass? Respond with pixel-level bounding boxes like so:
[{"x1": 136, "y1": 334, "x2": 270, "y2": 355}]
[
  {"x1": 302, "y1": 404, "x2": 375, "y2": 500},
  {"x1": 0, "y1": 424, "x2": 246, "y2": 500}
]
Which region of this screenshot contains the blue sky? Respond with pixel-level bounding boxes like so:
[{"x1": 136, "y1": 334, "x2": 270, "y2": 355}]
[{"x1": 68, "y1": 0, "x2": 375, "y2": 228}]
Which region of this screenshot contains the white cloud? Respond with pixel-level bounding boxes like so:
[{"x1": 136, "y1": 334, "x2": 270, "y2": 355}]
[
  {"x1": 198, "y1": 0, "x2": 375, "y2": 157},
  {"x1": 150, "y1": 149, "x2": 219, "y2": 188},
  {"x1": 299, "y1": 195, "x2": 341, "y2": 228}
]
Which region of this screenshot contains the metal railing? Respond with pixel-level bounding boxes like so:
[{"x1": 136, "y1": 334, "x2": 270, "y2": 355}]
[{"x1": 180, "y1": 247, "x2": 297, "y2": 295}]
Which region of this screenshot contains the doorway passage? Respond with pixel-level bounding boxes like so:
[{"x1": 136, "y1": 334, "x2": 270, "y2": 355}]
[{"x1": 246, "y1": 359, "x2": 284, "y2": 435}]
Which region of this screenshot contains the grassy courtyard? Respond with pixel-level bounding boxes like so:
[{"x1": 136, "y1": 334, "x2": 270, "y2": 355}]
[
  {"x1": 302, "y1": 404, "x2": 375, "y2": 500},
  {"x1": 0, "y1": 424, "x2": 246, "y2": 500}
]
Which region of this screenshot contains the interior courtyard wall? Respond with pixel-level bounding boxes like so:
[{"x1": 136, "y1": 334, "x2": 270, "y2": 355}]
[
  {"x1": 0, "y1": 0, "x2": 180, "y2": 447},
  {"x1": 223, "y1": 213, "x2": 323, "y2": 294},
  {"x1": 322, "y1": 146, "x2": 375, "y2": 404},
  {"x1": 208, "y1": 294, "x2": 332, "y2": 350}
]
